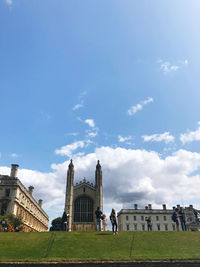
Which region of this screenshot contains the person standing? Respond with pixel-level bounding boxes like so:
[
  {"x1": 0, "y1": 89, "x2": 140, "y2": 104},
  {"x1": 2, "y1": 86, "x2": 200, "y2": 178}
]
[
  {"x1": 95, "y1": 207, "x2": 102, "y2": 231},
  {"x1": 172, "y1": 208, "x2": 180, "y2": 231},
  {"x1": 145, "y1": 216, "x2": 152, "y2": 231},
  {"x1": 110, "y1": 208, "x2": 118, "y2": 235},
  {"x1": 179, "y1": 208, "x2": 187, "y2": 231},
  {"x1": 101, "y1": 214, "x2": 108, "y2": 231}
]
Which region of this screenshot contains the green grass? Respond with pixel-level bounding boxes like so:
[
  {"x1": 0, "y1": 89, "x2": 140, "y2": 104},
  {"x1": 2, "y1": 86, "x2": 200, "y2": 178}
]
[{"x1": 0, "y1": 231, "x2": 200, "y2": 262}]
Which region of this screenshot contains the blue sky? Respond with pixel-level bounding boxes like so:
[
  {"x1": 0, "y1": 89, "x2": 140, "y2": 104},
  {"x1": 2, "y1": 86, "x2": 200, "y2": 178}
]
[{"x1": 1, "y1": 0, "x2": 200, "y2": 224}]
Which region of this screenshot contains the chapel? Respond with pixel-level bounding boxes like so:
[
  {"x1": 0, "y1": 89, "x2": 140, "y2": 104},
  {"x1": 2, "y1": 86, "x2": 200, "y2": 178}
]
[{"x1": 64, "y1": 160, "x2": 103, "y2": 231}]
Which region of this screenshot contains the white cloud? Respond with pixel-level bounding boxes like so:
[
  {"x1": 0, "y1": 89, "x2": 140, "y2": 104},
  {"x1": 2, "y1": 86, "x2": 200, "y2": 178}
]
[
  {"x1": 2, "y1": 146, "x2": 200, "y2": 225},
  {"x1": 127, "y1": 97, "x2": 154, "y2": 116},
  {"x1": 10, "y1": 153, "x2": 20, "y2": 158},
  {"x1": 158, "y1": 59, "x2": 188, "y2": 74},
  {"x1": 72, "y1": 91, "x2": 87, "y2": 111},
  {"x1": 72, "y1": 104, "x2": 84, "y2": 111},
  {"x1": 55, "y1": 140, "x2": 86, "y2": 157},
  {"x1": 85, "y1": 119, "x2": 95, "y2": 128},
  {"x1": 87, "y1": 131, "x2": 98, "y2": 138},
  {"x1": 180, "y1": 122, "x2": 200, "y2": 144},
  {"x1": 4, "y1": 0, "x2": 12, "y2": 6},
  {"x1": 142, "y1": 132, "x2": 175, "y2": 144},
  {"x1": 118, "y1": 135, "x2": 133, "y2": 143}
]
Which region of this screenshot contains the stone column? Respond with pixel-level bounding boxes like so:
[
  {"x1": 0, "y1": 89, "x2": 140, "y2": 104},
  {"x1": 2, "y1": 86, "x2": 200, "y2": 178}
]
[
  {"x1": 95, "y1": 160, "x2": 103, "y2": 213},
  {"x1": 65, "y1": 159, "x2": 74, "y2": 231}
]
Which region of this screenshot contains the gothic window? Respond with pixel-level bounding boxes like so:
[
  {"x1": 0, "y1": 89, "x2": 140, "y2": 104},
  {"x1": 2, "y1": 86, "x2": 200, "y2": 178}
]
[
  {"x1": 74, "y1": 196, "x2": 93, "y2": 222},
  {"x1": 5, "y1": 188, "x2": 10, "y2": 197}
]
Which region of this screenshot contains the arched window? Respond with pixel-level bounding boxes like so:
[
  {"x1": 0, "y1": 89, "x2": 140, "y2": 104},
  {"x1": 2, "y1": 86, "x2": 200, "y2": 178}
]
[{"x1": 74, "y1": 196, "x2": 93, "y2": 222}]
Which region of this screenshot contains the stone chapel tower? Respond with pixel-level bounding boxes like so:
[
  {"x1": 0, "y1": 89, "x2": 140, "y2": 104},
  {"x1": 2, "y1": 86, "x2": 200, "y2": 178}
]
[{"x1": 64, "y1": 160, "x2": 103, "y2": 231}]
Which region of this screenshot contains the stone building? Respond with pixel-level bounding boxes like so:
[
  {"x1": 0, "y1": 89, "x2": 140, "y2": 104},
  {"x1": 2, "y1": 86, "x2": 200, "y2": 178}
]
[
  {"x1": 0, "y1": 164, "x2": 49, "y2": 232},
  {"x1": 118, "y1": 204, "x2": 180, "y2": 231},
  {"x1": 64, "y1": 160, "x2": 103, "y2": 231}
]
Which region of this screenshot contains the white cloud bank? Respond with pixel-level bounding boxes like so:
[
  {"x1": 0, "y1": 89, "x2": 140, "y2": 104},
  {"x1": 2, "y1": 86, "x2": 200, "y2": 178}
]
[
  {"x1": 180, "y1": 122, "x2": 200, "y2": 144},
  {"x1": 1, "y1": 146, "x2": 200, "y2": 225},
  {"x1": 142, "y1": 132, "x2": 175, "y2": 144},
  {"x1": 127, "y1": 97, "x2": 154, "y2": 116}
]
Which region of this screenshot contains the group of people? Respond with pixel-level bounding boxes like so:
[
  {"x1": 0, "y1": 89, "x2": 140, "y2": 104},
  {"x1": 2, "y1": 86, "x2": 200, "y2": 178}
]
[
  {"x1": 172, "y1": 207, "x2": 187, "y2": 231},
  {"x1": 95, "y1": 207, "x2": 118, "y2": 235}
]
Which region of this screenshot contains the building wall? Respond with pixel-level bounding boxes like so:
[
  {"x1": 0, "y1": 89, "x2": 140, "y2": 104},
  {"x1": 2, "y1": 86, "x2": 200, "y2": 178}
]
[
  {"x1": 72, "y1": 181, "x2": 97, "y2": 231},
  {"x1": 118, "y1": 208, "x2": 176, "y2": 231},
  {"x1": 0, "y1": 169, "x2": 49, "y2": 232}
]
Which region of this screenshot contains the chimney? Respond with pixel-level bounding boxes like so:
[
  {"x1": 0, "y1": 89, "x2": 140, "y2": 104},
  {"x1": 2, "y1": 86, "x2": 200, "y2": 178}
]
[
  {"x1": 134, "y1": 204, "x2": 138, "y2": 210},
  {"x1": 10, "y1": 164, "x2": 19, "y2": 178},
  {"x1": 145, "y1": 206, "x2": 148, "y2": 210},
  {"x1": 163, "y1": 204, "x2": 166, "y2": 210},
  {"x1": 38, "y1": 199, "x2": 43, "y2": 208},
  {"x1": 28, "y1": 186, "x2": 34, "y2": 196},
  {"x1": 148, "y1": 204, "x2": 152, "y2": 210}
]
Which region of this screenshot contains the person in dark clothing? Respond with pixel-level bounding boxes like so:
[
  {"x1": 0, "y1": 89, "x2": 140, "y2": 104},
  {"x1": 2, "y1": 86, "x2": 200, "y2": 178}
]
[
  {"x1": 110, "y1": 208, "x2": 118, "y2": 235},
  {"x1": 178, "y1": 207, "x2": 187, "y2": 231},
  {"x1": 95, "y1": 207, "x2": 102, "y2": 231},
  {"x1": 145, "y1": 216, "x2": 152, "y2": 231},
  {"x1": 172, "y1": 208, "x2": 179, "y2": 231},
  {"x1": 61, "y1": 211, "x2": 68, "y2": 231}
]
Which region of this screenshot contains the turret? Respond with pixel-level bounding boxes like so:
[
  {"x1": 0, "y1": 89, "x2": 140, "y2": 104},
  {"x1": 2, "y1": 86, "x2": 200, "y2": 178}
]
[
  {"x1": 65, "y1": 159, "x2": 74, "y2": 231},
  {"x1": 10, "y1": 164, "x2": 19, "y2": 178},
  {"x1": 95, "y1": 160, "x2": 103, "y2": 213}
]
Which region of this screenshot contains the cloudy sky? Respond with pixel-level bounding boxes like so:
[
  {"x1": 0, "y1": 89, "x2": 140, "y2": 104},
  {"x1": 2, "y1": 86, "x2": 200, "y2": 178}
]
[{"x1": 1, "y1": 0, "x2": 200, "y2": 225}]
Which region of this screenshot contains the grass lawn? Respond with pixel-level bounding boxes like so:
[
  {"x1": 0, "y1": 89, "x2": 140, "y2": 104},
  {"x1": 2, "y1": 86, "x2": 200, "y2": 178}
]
[{"x1": 0, "y1": 231, "x2": 200, "y2": 262}]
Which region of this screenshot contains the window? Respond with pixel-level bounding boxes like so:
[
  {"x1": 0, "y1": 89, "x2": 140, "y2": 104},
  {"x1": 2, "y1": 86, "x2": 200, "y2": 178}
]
[
  {"x1": 156, "y1": 216, "x2": 159, "y2": 221},
  {"x1": 165, "y1": 224, "x2": 168, "y2": 231},
  {"x1": 126, "y1": 224, "x2": 129, "y2": 231},
  {"x1": 0, "y1": 203, "x2": 7, "y2": 216},
  {"x1": 142, "y1": 224, "x2": 145, "y2": 231},
  {"x1": 157, "y1": 224, "x2": 160, "y2": 231},
  {"x1": 133, "y1": 216, "x2": 137, "y2": 221},
  {"x1": 141, "y1": 216, "x2": 144, "y2": 221},
  {"x1": 74, "y1": 196, "x2": 93, "y2": 222},
  {"x1": 5, "y1": 189, "x2": 10, "y2": 197},
  {"x1": 163, "y1": 216, "x2": 167, "y2": 221},
  {"x1": 134, "y1": 224, "x2": 137, "y2": 231},
  {"x1": 126, "y1": 215, "x2": 129, "y2": 221}
]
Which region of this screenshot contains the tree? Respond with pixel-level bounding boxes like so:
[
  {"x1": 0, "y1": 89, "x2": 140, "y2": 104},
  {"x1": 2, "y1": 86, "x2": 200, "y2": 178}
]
[
  {"x1": 49, "y1": 217, "x2": 62, "y2": 231},
  {"x1": 0, "y1": 214, "x2": 23, "y2": 232}
]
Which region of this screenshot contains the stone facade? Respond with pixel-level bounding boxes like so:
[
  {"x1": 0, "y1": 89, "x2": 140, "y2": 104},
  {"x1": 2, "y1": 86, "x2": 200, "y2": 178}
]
[
  {"x1": 0, "y1": 164, "x2": 49, "y2": 232},
  {"x1": 118, "y1": 204, "x2": 183, "y2": 231},
  {"x1": 64, "y1": 160, "x2": 103, "y2": 231}
]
